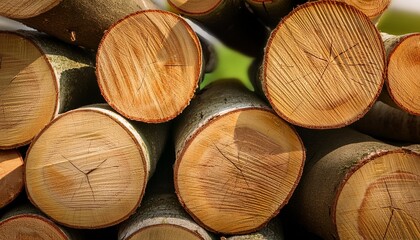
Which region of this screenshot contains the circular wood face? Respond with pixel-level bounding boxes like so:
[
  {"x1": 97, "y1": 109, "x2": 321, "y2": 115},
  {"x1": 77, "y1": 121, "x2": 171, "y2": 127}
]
[
  {"x1": 0, "y1": 32, "x2": 57, "y2": 149},
  {"x1": 0, "y1": 150, "x2": 24, "y2": 208},
  {"x1": 264, "y1": 1, "x2": 385, "y2": 128},
  {"x1": 97, "y1": 10, "x2": 202, "y2": 123},
  {"x1": 168, "y1": 0, "x2": 222, "y2": 14},
  {"x1": 176, "y1": 109, "x2": 304, "y2": 234},
  {"x1": 0, "y1": 0, "x2": 61, "y2": 19},
  {"x1": 129, "y1": 225, "x2": 201, "y2": 240},
  {"x1": 336, "y1": 151, "x2": 420, "y2": 239},
  {"x1": 388, "y1": 34, "x2": 420, "y2": 115},
  {"x1": 25, "y1": 108, "x2": 146, "y2": 228}
]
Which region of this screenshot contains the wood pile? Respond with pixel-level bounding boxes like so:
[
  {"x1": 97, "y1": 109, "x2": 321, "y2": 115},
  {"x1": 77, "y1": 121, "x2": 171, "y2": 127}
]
[{"x1": 1, "y1": 0, "x2": 418, "y2": 239}]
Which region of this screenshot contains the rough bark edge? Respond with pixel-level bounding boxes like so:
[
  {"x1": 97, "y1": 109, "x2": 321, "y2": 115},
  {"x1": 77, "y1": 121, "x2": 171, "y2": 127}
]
[
  {"x1": 330, "y1": 148, "x2": 420, "y2": 237},
  {"x1": 383, "y1": 32, "x2": 420, "y2": 115},
  {"x1": 261, "y1": 0, "x2": 386, "y2": 129},
  {"x1": 24, "y1": 107, "x2": 151, "y2": 229},
  {"x1": 96, "y1": 9, "x2": 203, "y2": 123},
  {"x1": 174, "y1": 107, "x2": 305, "y2": 235}
]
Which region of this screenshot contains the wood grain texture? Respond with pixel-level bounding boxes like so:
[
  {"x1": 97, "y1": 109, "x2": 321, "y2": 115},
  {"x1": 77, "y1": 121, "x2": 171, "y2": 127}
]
[
  {"x1": 382, "y1": 32, "x2": 420, "y2": 115},
  {"x1": 263, "y1": 1, "x2": 385, "y2": 128},
  {"x1": 25, "y1": 104, "x2": 168, "y2": 228},
  {"x1": 0, "y1": 31, "x2": 99, "y2": 149},
  {"x1": 96, "y1": 10, "x2": 202, "y2": 123},
  {"x1": 288, "y1": 128, "x2": 419, "y2": 239},
  {"x1": 0, "y1": 150, "x2": 24, "y2": 208},
  {"x1": 0, "y1": 0, "x2": 61, "y2": 19},
  {"x1": 174, "y1": 80, "x2": 305, "y2": 234}
]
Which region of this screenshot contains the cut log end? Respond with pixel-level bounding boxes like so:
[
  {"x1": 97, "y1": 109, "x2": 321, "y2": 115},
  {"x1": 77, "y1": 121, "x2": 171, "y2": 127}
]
[
  {"x1": 0, "y1": 0, "x2": 60, "y2": 19},
  {"x1": 97, "y1": 10, "x2": 202, "y2": 123},
  {"x1": 387, "y1": 33, "x2": 420, "y2": 115},
  {"x1": 175, "y1": 109, "x2": 304, "y2": 234},
  {"x1": 343, "y1": 0, "x2": 391, "y2": 19},
  {"x1": 0, "y1": 32, "x2": 57, "y2": 149},
  {"x1": 263, "y1": 1, "x2": 385, "y2": 128},
  {"x1": 335, "y1": 150, "x2": 420, "y2": 239},
  {"x1": 0, "y1": 150, "x2": 24, "y2": 208},
  {"x1": 0, "y1": 215, "x2": 67, "y2": 240},
  {"x1": 168, "y1": 0, "x2": 222, "y2": 15},
  {"x1": 25, "y1": 108, "x2": 148, "y2": 228}
]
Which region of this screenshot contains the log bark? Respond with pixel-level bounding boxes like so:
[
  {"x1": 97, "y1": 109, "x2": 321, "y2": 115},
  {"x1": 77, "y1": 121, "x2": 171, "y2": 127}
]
[
  {"x1": 0, "y1": 31, "x2": 100, "y2": 149},
  {"x1": 0, "y1": 203, "x2": 81, "y2": 239},
  {"x1": 351, "y1": 101, "x2": 420, "y2": 143},
  {"x1": 287, "y1": 128, "x2": 420, "y2": 239},
  {"x1": 24, "y1": 103, "x2": 168, "y2": 229},
  {"x1": 221, "y1": 218, "x2": 284, "y2": 240},
  {"x1": 261, "y1": 1, "x2": 386, "y2": 128},
  {"x1": 118, "y1": 194, "x2": 215, "y2": 240},
  {"x1": 2, "y1": 0, "x2": 156, "y2": 50},
  {"x1": 168, "y1": 0, "x2": 268, "y2": 57},
  {"x1": 380, "y1": 32, "x2": 420, "y2": 116},
  {"x1": 96, "y1": 10, "x2": 203, "y2": 123},
  {"x1": 174, "y1": 79, "x2": 305, "y2": 235},
  {"x1": 0, "y1": 149, "x2": 24, "y2": 208},
  {"x1": 245, "y1": 0, "x2": 293, "y2": 28}
]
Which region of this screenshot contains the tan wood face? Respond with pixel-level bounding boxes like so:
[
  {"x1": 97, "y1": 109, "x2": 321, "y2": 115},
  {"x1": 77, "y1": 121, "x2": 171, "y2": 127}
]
[
  {"x1": 129, "y1": 225, "x2": 201, "y2": 240},
  {"x1": 169, "y1": 0, "x2": 222, "y2": 14},
  {"x1": 97, "y1": 10, "x2": 202, "y2": 122},
  {"x1": 0, "y1": 32, "x2": 57, "y2": 148},
  {"x1": 264, "y1": 2, "x2": 385, "y2": 128},
  {"x1": 0, "y1": 150, "x2": 24, "y2": 207},
  {"x1": 25, "y1": 110, "x2": 145, "y2": 228},
  {"x1": 336, "y1": 152, "x2": 420, "y2": 239},
  {"x1": 0, "y1": 216, "x2": 67, "y2": 240},
  {"x1": 0, "y1": 0, "x2": 61, "y2": 19},
  {"x1": 176, "y1": 109, "x2": 304, "y2": 234}
]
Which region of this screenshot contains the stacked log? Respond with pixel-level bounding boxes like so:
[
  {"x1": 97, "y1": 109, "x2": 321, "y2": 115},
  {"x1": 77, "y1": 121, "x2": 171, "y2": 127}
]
[
  {"x1": 381, "y1": 32, "x2": 420, "y2": 116},
  {"x1": 261, "y1": 1, "x2": 386, "y2": 129},
  {"x1": 0, "y1": 0, "x2": 157, "y2": 50},
  {"x1": 287, "y1": 128, "x2": 420, "y2": 239},
  {"x1": 96, "y1": 10, "x2": 204, "y2": 123},
  {"x1": 0, "y1": 31, "x2": 99, "y2": 149},
  {"x1": 0, "y1": 203, "x2": 80, "y2": 240},
  {"x1": 174, "y1": 80, "x2": 305, "y2": 234},
  {"x1": 0, "y1": 150, "x2": 24, "y2": 208},
  {"x1": 24, "y1": 104, "x2": 168, "y2": 228}
]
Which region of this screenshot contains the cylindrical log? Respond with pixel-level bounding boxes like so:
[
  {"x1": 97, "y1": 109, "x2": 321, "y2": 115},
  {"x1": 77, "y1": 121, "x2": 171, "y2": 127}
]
[
  {"x1": 0, "y1": 203, "x2": 81, "y2": 239},
  {"x1": 1, "y1": 0, "x2": 156, "y2": 50},
  {"x1": 25, "y1": 104, "x2": 168, "y2": 229},
  {"x1": 96, "y1": 10, "x2": 203, "y2": 123},
  {"x1": 174, "y1": 80, "x2": 305, "y2": 234},
  {"x1": 168, "y1": 0, "x2": 268, "y2": 57},
  {"x1": 351, "y1": 101, "x2": 420, "y2": 143},
  {"x1": 288, "y1": 128, "x2": 420, "y2": 239},
  {"x1": 262, "y1": 1, "x2": 386, "y2": 128},
  {"x1": 309, "y1": 0, "x2": 391, "y2": 21},
  {"x1": 0, "y1": 149, "x2": 24, "y2": 208},
  {"x1": 0, "y1": 31, "x2": 100, "y2": 149},
  {"x1": 380, "y1": 32, "x2": 420, "y2": 115},
  {"x1": 245, "y1": 0, "x2": 293, "y2": 28},
  {"x1": 221, "y1": 218, "x2": 284, "y2": 240},
  {"x1": 118, "y1": 194, "x2": 215, "y2": 240}
]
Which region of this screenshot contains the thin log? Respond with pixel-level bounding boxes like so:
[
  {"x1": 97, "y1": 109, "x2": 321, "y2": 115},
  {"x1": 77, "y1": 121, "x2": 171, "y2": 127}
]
[
  {"x1": 168, "y1": 0, "x2": 268, "y2": 57},
  {"x1": 174, "y1": 80, "x2": 305, "y2": 235},
  {"x1": 0, "y1": 31, "x2": 100, "y2": 149},
  {"x1": 287, "y1": 128, "x2": 420, "y2": 239},
  {"x1": 0, "y1": 203, "x2": 81, "y2": 239},
  {"x1": 1, "y1": 0, "x2": 156, "y2": 50},
  {"x1": 96, "y1": 10, "x2": 203, "y2": 123},
  {"x1": 380, "y1": 32, "x2": 420, "y2": 115},
  {"x1": 0, "y1": 149, "x2": 24, "y2": 208},
  {"x1": 262, "y1": 1, "x2": 386, "y2": 128},
  {"x1": 24, "y1": 104, "x2": 168, "y2": 229},
  {"x1": 245, "y1": 0, "x2": 293, "y2": 28},
  {"x1": 118, "y1": 193, "x2": 215, "y2": 240},
  {"x1": 351, "y1": 101, "x2": 420, "y2": 143}
]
